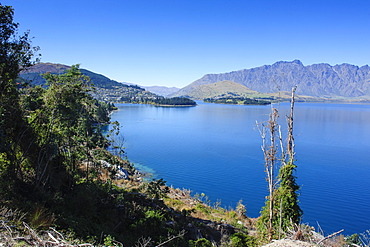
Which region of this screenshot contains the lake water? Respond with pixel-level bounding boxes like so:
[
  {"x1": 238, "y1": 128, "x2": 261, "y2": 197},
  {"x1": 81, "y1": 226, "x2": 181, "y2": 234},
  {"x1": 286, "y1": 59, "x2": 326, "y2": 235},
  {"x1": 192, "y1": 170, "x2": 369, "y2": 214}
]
[{"x1": 109, "y1": 102, "x2": 370, "y2": 235}]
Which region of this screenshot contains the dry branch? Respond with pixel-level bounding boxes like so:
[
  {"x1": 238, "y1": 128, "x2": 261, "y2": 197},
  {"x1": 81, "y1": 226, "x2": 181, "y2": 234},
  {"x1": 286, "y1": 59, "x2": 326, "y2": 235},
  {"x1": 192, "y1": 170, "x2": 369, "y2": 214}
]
[
  {"x1": 317, "y1": 229, "x2": 344, "y2": 244},
  {"x1": 156, "y1": 230, "x2": 186, "y2": 247}
]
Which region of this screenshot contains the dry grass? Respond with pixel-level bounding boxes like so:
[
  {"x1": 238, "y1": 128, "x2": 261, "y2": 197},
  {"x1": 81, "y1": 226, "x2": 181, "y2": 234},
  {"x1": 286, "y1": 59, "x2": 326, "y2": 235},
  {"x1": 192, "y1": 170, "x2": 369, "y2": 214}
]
[{"x1": 0, "y1": 207, "x2": 93, "y2": 246}]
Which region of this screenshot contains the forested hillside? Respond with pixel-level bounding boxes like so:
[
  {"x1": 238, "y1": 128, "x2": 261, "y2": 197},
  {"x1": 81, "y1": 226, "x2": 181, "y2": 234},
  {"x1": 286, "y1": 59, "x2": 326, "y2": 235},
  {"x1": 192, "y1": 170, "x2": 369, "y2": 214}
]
[{"x1": 20, "y1": 62, "x2": 135, "y2": 89}]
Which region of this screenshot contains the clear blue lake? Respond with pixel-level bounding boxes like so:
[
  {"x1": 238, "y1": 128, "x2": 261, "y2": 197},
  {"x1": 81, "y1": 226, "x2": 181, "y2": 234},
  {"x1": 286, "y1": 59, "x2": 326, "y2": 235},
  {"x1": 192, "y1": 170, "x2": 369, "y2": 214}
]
[{"x1": 109, "y1": 101, "x2": 370, "y2": 235}]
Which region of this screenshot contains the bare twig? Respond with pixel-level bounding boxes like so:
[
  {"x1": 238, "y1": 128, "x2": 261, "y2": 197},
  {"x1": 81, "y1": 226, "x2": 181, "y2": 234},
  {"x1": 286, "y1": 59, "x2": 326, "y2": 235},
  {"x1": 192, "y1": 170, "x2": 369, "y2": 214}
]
[
  {"x1": 135, "y1": 236, "x2": 152, "y2": 247},
  {"x1": 49, "y1": 227, "x2": 65, "y2": 240},
  {"x1": 316, "y1": 221, "x2": 324, "y2": 236},
  {"x1": 156, "y1": 230, "x2": 186, "y2": 247},
  {"x1": 317, "y1": 229, "x2": 344, "y2": 244},
  {"x1": 360, "y1": 229, "x2": 370, "y2": 247},
  {"x1": 47, "y1": 231, "x2": 60, "y2": 244},
  {"x1": 23, "y1": 222, "x2": 43, "y2": 244}
]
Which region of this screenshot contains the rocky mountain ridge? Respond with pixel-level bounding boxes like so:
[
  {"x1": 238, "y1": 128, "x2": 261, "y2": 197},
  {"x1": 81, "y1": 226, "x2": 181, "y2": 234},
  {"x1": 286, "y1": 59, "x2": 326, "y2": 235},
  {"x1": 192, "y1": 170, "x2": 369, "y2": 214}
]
[{"x1": 171, "y1": 60, "x2": 370, "y2": 100}]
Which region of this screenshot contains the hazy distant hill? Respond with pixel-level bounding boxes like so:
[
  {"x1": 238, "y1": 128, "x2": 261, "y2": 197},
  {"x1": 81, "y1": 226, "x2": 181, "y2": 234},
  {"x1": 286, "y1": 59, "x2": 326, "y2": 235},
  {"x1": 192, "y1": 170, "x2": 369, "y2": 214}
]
[
  {"x1": 171, "y1": 60, "x2": 370, "y2": 100},
  {"x1": 144, "y1": 85, "x2": 180, "y2": 97}
]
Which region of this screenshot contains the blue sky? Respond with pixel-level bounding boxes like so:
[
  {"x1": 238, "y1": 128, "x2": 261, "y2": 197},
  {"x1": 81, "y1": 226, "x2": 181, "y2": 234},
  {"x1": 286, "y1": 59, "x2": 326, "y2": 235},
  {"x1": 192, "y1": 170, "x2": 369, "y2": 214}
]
[{"x1": 5, "y1": 0, "x2": 370, "y2": 87}]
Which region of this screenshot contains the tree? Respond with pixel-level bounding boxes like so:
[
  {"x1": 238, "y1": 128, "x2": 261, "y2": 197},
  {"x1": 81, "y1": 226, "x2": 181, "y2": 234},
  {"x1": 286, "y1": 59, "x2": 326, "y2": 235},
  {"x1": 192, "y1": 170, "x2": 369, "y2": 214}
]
[
  {"x1": 256, "y1": 87, "x2": 302, "y2": 240},
  {"x1": 25, "y1": 65, "x2": 110, "y2": 188},
  {"x1": 274, "y1": 87, "x2": 302, "y2": 236},
  {"x1": 0, "y1": 4, "x2": 39, "y2": 188},
  {"x1": 256, "y1": 107, "x2": 280, "y2": 240}
]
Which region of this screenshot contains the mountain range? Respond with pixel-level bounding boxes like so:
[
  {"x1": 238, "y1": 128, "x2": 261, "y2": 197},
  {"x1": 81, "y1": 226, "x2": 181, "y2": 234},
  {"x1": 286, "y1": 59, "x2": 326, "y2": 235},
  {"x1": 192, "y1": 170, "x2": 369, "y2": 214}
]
[
  {"x1": 20, "y1": 61, "x2": 370, "y2": 102},
  {"x1": 171, "y1": 60, "x2": 370, "y2": 101}
]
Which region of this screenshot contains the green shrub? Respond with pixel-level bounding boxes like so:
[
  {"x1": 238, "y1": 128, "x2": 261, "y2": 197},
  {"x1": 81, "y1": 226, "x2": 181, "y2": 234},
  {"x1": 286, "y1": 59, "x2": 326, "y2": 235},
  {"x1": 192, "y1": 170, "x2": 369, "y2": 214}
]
[
  {"x1": 228, "y1": 210, "x2": 237, "y2": 219},
  {"x1": 103, "y1": 235, "x2": 115, "y2": 246},
  {"x1": 189, "y1": 238, "x2": 213, "y2": 247},
  {"x1": 230, "y1": 233, "x2": 258, "y2": 247},
  {"x1": 195, "y1": 203, "x2": 211, "y2": 215},
  {"x1": 140, "y1": 178, "x2": 169, "y2": 199},
  {"x1": 28, "y1": 205, "x2": 55, "y2": 230}
]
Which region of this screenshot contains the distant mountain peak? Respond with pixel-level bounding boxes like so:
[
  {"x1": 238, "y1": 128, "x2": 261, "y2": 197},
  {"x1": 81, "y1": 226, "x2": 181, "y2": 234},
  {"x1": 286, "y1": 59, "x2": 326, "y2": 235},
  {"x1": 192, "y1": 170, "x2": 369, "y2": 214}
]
[
  {"x1": 292, "y1": 59, "x2": 303, "y2": 65},
  {"x1": 274, "y1": 59, "x2": 303, "y2": 65},
  {"x1": 271, "y1": 60, "x2": 304, "y2": 68}
]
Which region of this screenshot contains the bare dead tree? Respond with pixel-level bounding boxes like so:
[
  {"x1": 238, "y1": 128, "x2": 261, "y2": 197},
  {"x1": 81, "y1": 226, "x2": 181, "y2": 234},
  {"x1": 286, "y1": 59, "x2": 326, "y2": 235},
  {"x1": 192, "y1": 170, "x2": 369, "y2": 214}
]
[
  {"x1": 287, "y1": 86, "x2": 297, "y2": 161},
  {"x1": 257, "y1": 86, "x2": 302, "y2": 241},
  {"x1": 257, "y1": 107, "x2": 280, "y2": 241}
]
